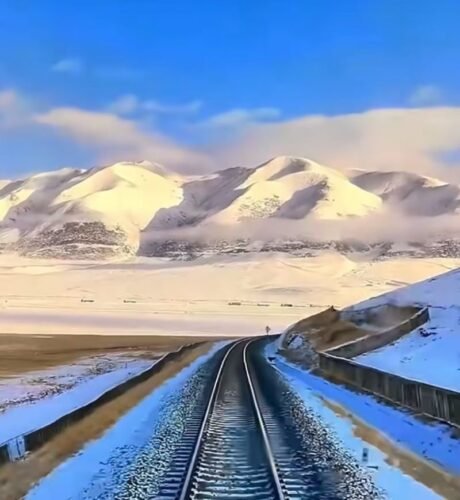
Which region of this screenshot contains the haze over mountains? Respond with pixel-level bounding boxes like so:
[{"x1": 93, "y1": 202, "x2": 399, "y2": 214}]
[{"x1": 0, "y1": 156, "x2": 459, "y2": 259}]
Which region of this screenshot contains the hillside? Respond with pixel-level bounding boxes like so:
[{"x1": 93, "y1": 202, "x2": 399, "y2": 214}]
[
  {"x1": 0, "y1": 161, "x2": 183, "y2": 258},
  {"x1": 203, "y1": 157, "x2": 382, "y2": 224},
  {"x1": 351, "y1": 268, "x2": 460, "y2": 391},
  {"x1": 348, "y1": 170, "x2": 460, "y2": 216},
  {"x1": 0, "y1": 156, "x2": 460, "y2": 259}
]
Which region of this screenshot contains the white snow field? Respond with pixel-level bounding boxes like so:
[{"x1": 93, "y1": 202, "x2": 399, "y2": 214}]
[
  {"x1": 0, "y1": 353, "x2": 154, "y2": 444},
  {"x1": 0, "y1": 252, "x2": 458, "y2": 337},
  {"x1": 353, "y1": 268, "x2": 460, "y2": 391}
]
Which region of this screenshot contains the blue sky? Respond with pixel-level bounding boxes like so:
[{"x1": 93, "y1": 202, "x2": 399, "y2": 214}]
[{"x1": 1, "y1": 1, "x2": 460, "y2": 177}]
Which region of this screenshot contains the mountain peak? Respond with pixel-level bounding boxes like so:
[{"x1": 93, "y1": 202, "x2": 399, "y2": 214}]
[
  {"x1": 93, "y1": 160, "x2": 173, "y2": 178},
  {"x1": 256, "y1": 155, "x2": 315, "y2": 171}
]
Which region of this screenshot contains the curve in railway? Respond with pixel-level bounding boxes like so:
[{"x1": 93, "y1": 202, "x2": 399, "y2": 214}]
[
  {"x1": 180, "y1": 340, "x2": 282, "y2": 499},
  {"x1": 154, "y1": 339, "x2": 345, "y2": 500}
]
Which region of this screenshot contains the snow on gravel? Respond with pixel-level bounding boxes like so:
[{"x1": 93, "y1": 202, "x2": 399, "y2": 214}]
[
  {"x1": 352, "y1": 268, "x2": 460, "y2": 390},
  {"x1": 266, "y1": 343, "x2": 455, "y2": 499},
  {"x1": 26, "y1": 341, "x2": 229, "y2": 500},
  {"x1": 0, "y1": 354, "x2": 154, "y2": 444}
]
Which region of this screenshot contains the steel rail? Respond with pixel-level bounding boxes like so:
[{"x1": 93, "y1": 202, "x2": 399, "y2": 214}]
[
  {"x1": 179, "y1": 338, "x2": 285, "y2": 500},
  {"x1": 243, "y1": 339, "x2": 285, "y2": 499},
  {"x1": 178, "y1": 339, "x2": 242, "y2": 500}
]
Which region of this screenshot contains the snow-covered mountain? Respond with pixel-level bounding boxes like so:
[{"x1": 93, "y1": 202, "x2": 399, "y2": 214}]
[
  {"x1": 0, "y1": 161, "x2": 183, "y2": 258},
  {"x1": 348, "y1": 170, "x2": 460, "y2": 216},
  {"x1": 0, "y1": 156, "x2": 459, "y2": 259}
]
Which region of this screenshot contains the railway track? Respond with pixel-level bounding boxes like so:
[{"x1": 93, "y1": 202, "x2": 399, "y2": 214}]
[{"x1": 156, "y1": 339, "x2": 338, "y2": 500}]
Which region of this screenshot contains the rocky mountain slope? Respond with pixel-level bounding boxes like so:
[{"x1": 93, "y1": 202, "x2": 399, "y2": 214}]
[{"x1": 0, "y1": 156, "x2": 459, "y2": 259}]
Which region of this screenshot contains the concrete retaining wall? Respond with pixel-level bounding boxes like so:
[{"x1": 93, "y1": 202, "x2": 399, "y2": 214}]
[
  {"x1": 318, "y1": 351, "x2": 460, "y2": 427},
  {"x1": 0, "y1": 343, "x2": 199, "y2": 465},
  {"x1": 283, "y1": 304, "x2": 459, "y2": 427}
]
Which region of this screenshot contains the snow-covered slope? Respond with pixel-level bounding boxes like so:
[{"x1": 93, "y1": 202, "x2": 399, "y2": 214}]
[
  {"x1": 0, "y1": 161, "x2": 183, "y2": 258},
  {"x1": 352, "y1": 268, "x2": 460, "y2": 391},
  {"x1": 205, "y1": 156, "x2": 382, "y2": 224},
  {"x1": 1, "y1": 156, "x2": 460, "y2": 259}
]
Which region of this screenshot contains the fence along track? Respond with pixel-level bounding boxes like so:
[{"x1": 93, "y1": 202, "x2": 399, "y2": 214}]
[
  {"x1": 178, "y1": 340, "x2": 284, "y2": 500},
  {"x1": 0, "y1": 344, "x2": 199, "y2": 466},
  {"x1": 318, "y1": 351, "x2": 460, "y2": 427}
]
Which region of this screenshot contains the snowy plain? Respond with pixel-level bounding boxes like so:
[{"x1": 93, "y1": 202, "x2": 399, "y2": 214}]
[
  {"x1": 0, "y1": 354, "x2": 154, "y2": 444},
  {"x1": 0, "y1": 252, "x2": 458, "y2": 338}
]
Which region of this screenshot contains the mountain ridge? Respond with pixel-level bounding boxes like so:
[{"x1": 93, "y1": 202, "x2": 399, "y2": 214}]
[{"x1": 0, "y1": 156, "x2": 459, "y2": 259}]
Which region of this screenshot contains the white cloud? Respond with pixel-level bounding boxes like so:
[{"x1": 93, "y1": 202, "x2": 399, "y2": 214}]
[
  {"x1": 34, "y1": 107, "x2": 210, "y2": 171},
  {"x1": 214, "y1": 107, "x2": 460, "y2": 180},
  {"x1": 201, "y1": 107, "x2": 280, "y2": 128},
  {"x1": 0, "y1": 87, "x2": 208, "y2": 171},
  {"x1": 108, "y1": 94, "x2": 202, "y2": 116},
  {"x1": 6, "y1": 85, "x2": 460, "y2": 181},
  {"x1": 0, "y1": 89, "x2": 31, "y2": 128},
  {"x1": 409, "y1": 85, "x2": 443, "y2": 106},
  {"x1": 51, "y1": 58, "x2": 84, "y2": 74}
]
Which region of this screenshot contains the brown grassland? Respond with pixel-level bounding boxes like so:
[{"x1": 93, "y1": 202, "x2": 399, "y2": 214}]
[{"x1": 0, "y1": 333, "x2": 221, "y2": 376}]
